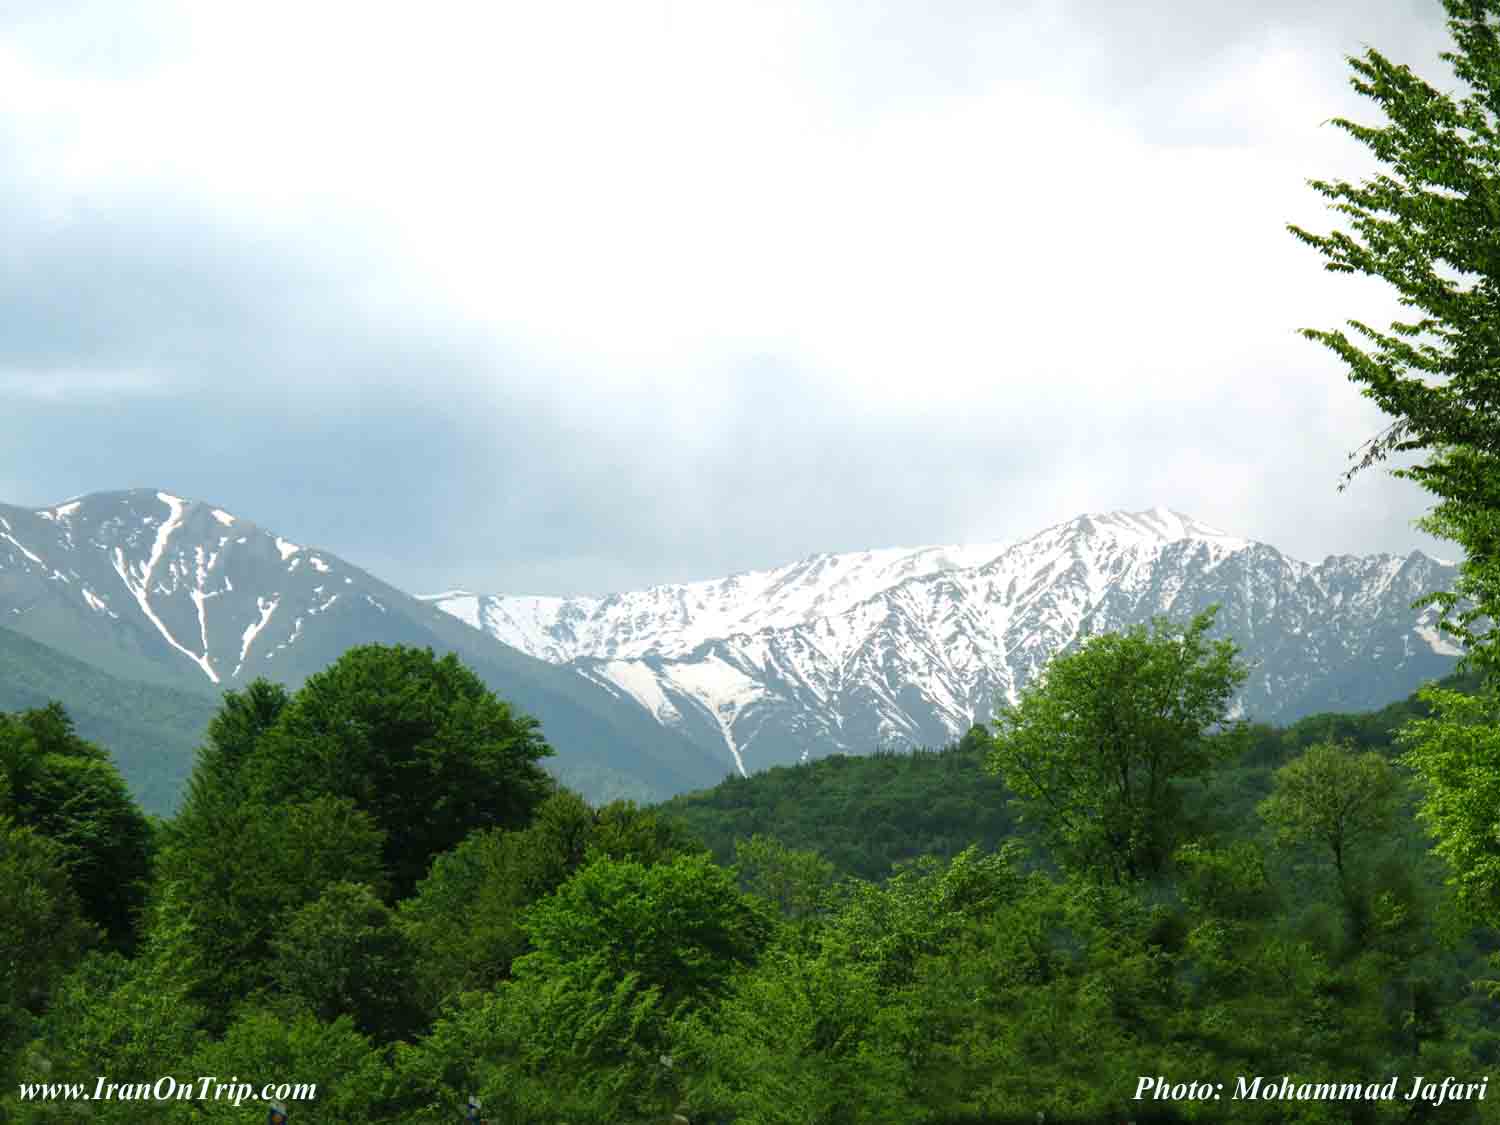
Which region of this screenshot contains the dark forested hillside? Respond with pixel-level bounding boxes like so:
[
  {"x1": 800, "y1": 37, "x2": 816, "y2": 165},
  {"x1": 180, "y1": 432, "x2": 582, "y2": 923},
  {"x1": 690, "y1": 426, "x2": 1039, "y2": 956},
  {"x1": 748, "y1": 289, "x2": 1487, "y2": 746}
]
[
  {"x1": 655, "y1": 729, "x2": 1014, "y2": 880},
  {"x1": 654, "y1": 667, "x2": 1486, "y2": 882},
  {"x1": 0, "y1": 626, "x2": 217, "y2": 814}
]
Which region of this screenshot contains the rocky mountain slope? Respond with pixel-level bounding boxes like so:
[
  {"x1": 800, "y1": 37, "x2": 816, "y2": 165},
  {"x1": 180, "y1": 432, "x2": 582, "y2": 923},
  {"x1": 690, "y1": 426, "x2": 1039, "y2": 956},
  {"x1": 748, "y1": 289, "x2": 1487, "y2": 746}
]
[
  {"x1": 0, "y1": 490, "x2": 728, "y2": 803},
  {"x1": 422, "y1": 508, "x2": 1463, "y2": 775}
]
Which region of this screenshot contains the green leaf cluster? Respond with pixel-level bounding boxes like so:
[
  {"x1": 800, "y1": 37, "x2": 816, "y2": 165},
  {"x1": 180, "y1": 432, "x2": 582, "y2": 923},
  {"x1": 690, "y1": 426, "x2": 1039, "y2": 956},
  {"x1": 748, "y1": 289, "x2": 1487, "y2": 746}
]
[{"x1": 985, "y1": 606, "x2": 1248, "y2": 884}]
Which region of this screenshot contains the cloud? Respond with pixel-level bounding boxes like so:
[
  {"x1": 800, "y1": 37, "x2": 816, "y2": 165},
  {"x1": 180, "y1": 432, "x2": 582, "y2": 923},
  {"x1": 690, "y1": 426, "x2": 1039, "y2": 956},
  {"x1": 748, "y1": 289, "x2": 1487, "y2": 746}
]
[{"x1": 0, "y1": 0, "x2": 1465, "y2": 595}]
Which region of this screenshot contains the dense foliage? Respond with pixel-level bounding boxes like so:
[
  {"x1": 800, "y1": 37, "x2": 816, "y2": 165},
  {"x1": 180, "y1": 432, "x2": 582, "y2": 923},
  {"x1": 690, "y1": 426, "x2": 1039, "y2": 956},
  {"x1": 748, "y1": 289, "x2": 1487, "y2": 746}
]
[
  {"x1": 656, "y1": 723, "x2": 1013, "y2": 881},
  {"x1": 0, "y1": 703, "x2": 152, "y2": 950},
  {"x1": 985, "y1": 606, "x2": 1247, "y2": 884},
  {"x1": 0, "y1": 628, "x2": 1496, "y2": 1124},
  {"x1": 1288, "y1": 0, "x2": 1500, "y2": 675}
]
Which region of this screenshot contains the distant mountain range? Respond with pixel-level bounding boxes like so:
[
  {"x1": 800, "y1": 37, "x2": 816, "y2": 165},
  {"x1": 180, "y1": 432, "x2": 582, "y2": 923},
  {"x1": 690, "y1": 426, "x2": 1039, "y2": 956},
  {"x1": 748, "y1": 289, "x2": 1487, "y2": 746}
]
[
  {"x1": 0, "y1": 490, "x2": 728, "y2": 809},
  {"x1": 420, "y1": 507, "x2": 1463, "y2": 775},
  {"x1": 0, "y1": 492, "x2": 1464, "y2": 809}
]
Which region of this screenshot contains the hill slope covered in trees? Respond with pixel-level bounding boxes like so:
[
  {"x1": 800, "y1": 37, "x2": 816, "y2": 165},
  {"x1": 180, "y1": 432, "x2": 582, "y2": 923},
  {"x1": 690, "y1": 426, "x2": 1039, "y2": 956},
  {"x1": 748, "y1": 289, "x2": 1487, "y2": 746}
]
[
  {"x1": 654, "y1": 666, "x2": 1485, "y2": 882},
  {"x1": 0, "y1": 625, "x2": 218, "y2": 814}
]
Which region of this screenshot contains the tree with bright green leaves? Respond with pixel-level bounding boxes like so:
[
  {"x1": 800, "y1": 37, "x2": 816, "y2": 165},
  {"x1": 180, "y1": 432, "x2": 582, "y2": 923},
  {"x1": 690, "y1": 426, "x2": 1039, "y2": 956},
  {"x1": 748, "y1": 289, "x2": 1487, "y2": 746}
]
[
  {"x1": 985, "y1": 606, "x2": 1248, "y2": 883},
  {"x1": 1399, "y1": 683, "x2": 1500, "y2": 926},
  {"x1": 1259, "y1": 741, "x2": 1401, "y2": 887},
  {"x1": 152, "y1": 680, "x2": 285, "y2": 890},
  {"x1": 670, "y1": 931, "x2": 915, "y2": 1124},
  {"x1": 1175, "y1": 839, "x2": 1277, "y2": 924},
  {"x1": 672, "y1": 844, "x2": 1087, "y2": 1124},
  {"x1": 1258, "y1": 742, "x2": 1409, "y2": 958},
  {"x1": 0, "y1": 704, "x2": 151, "y2": 951},
  {"x1": 588, "y1": 797, "x2": 709, "y2": 866},
  {"x1": 1287, "y1": 0, "x2": 1500, "y2": 675},
  {"x1": 399, "y1": 851, "x2": 774, "y2": 1123},
  {"x1": 397, "y1": 788, "x2": 707, "y2": 1018},
  {"x1": 244, "y1": 644, "x2": 555, "y2": 898},
  {"x1": 518, "y1": 852, "x2": 774, "y2": 1016},
  {"x1": 184, "y1": 1008, "x2": 394, "y2": 1124},
  {"x1": 16, "y1": 894, "x2": 206, "y2": 1124},
  {"x1": 396, "y1": 792, "x2": 593, "y2": 1015}
]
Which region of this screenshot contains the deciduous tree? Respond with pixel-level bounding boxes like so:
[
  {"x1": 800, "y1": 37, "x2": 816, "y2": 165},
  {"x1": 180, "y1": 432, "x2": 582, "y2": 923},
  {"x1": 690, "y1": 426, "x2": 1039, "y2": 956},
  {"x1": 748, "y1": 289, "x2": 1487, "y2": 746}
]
[
  {"x1": 0, "y1": 819, "x2": 94, "y2": 1045},
  {"x1": 1399, "y1": 681, "x2": 1500, "y2": 925},
  {"x1": 0, "y1": 704, "x2": 150, "y2": 950},
  {"x1": 1259, "y1": 741, "x2": 1400, "y2": 886},
  {"x1": 245, "y1": 645, "x2": 556, "y2": 898},
  {"x1": 269, "y1": 881, "x2": 423, "y2": 1043},
  {"x1": 985, "y1": 607, "x2": 1247, "y2": 883},
  {"x1": 1288, "y1": 0, "x2": 1500, "y2": 673}
]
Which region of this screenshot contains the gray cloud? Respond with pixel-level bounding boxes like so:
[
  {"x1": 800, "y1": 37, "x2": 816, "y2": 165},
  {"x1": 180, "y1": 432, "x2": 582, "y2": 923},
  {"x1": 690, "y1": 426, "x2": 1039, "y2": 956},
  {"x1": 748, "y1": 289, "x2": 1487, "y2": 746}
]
[{"x1": 0, "y1": 1, "x2": 1467, "y2": 598}]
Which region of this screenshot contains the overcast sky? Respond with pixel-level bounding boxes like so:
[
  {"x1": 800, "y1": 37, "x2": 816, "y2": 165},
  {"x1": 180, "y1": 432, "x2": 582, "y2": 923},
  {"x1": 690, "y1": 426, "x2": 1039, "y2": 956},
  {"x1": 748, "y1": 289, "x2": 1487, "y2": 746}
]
[{"x1": 0, "y1": 0, "x2": 1468, "y2": 596}]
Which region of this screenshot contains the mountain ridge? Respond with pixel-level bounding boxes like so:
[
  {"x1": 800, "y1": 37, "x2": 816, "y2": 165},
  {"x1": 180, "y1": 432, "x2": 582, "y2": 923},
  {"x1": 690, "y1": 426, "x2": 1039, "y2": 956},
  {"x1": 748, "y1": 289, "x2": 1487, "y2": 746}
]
[
  {"x1": 0, "y1": 488, "x2": 730, "y2": 805},
  {"x1": 0, "y1": 490, "x2": 1464, "y2": 798},
  {"x1": 420, "y1": 506, "x2": 1463, "y2": 776}
]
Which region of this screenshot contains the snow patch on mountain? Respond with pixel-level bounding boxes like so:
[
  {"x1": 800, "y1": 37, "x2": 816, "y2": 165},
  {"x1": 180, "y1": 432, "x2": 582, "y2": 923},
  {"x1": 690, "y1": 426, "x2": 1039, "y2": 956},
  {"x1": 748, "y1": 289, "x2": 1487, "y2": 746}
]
[
  {"x1": 235, "y1": 594, "x2": 280, "y2": 677},
  {"x1": 1415, "y1": 622, "x2": 1465, "y2": 657},
  {"x1": 418, "y1": 590, "x2": 481, "y2": 629},
  {"x1": 595, "y1": 659, "x2": 683, "y2": 724},
  {"x1": 37, "y1": 500, "x2": 83, "y2": 522},
  {"x1": 621, "y1": 653, "x2": 766, "y2": 777},
  {"x1": 424, "y1": 507, "x2": 1464, "y2": 775},
  {"x1": 81, "y1": 588, "x2": 117, "y2": 617},
  {"x1": 2, "y1": 532, "x2": 42, "y2": 565},
  {"x1": 424, "y1": 537, "x2": 1022, "y2": 664},
  {"x1": 108, "y1": 494, "x2": 221, "y2": 683}
]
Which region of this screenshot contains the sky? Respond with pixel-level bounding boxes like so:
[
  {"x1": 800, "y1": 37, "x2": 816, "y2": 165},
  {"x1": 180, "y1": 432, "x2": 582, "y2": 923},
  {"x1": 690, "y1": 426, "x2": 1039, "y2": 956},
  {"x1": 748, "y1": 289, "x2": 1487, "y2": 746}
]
[{"x1": 0, "y1": 0, "x2": 1470, "y2": 596}]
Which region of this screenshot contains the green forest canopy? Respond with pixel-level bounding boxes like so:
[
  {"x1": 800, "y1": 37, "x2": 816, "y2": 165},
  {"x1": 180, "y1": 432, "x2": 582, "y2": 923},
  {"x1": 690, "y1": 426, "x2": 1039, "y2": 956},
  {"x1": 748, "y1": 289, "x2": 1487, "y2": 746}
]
[{"x1": 0, "y1": 631, "x2": 1494, "y2": 1123}]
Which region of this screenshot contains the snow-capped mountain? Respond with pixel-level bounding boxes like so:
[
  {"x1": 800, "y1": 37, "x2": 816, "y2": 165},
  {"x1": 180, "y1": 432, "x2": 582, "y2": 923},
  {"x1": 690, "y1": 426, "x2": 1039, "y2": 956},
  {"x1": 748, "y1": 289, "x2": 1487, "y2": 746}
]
[
  {"x1": 422, "y1": 507, "x2": 1463, "y2": 776},
  {"x1": 1, "y1": 491, "x2": 1462, "y2": 797},
  {"x1": 0, "y1": 489, "x2": 728, "y2": 802},
  {"x1": 2, "y1": 489, "x2": 385, "y2": 687}
]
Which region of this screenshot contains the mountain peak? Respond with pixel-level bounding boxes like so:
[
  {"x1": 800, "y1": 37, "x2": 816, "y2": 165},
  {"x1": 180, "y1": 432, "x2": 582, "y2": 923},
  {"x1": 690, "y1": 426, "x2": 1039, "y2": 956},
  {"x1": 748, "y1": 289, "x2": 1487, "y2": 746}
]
[
  {"x1": 0, "y1": 487, "x2": 732, "y2": 806},
  {"x1": 1059, "y1": 507, "x2": 1246, "y2": 547},
  {"x1": 38, "y1": 487, "x2": 259, "y2": 530}
]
